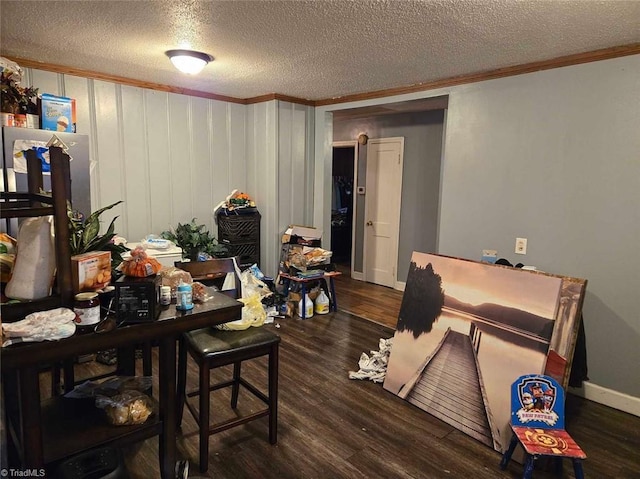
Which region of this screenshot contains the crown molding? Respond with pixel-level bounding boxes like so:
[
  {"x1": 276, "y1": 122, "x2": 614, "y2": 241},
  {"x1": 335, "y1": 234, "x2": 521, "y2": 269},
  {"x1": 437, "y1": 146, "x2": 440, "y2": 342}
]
[{"x1": 7, "y1": 43, "x2": 639, "y2": 108}]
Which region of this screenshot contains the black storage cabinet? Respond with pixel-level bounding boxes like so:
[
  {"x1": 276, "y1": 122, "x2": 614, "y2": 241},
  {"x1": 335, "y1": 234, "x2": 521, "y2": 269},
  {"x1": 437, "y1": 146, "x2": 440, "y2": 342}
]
[{"x1": 217, "y1": 210, "x2": 261, "y2": 270}]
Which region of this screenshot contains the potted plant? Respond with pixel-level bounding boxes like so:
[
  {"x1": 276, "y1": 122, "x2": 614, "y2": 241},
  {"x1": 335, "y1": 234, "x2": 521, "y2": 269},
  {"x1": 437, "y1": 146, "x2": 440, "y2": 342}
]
[
  {"x1": 67, "y1": 200, "x2": 129, "y2": 273},
  {"x1": 161, "y1": 218, "x2": 228, "y2": 261}
]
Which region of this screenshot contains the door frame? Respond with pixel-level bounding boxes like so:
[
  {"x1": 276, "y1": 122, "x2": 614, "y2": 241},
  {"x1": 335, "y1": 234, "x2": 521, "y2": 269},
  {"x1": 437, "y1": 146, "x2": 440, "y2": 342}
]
[
  {"x1": 363, "y1": 137, "x2": 404, "y2": 286},
  {"x1": 332, "y1": 140, "x2": 359, "y2": 279}
]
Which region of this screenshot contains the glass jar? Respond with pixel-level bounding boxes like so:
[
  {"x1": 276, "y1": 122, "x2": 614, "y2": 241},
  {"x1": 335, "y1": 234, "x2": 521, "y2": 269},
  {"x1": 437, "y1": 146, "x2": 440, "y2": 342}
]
[{"x1": 74, "y1": 292, "x2": 101, "y2": 326}]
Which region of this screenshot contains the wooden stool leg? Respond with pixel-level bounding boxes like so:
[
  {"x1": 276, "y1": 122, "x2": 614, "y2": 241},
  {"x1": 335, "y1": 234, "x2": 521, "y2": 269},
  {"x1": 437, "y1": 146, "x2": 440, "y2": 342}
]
[
  {"x1": 572, "y1": 459, "x2": 585, "y2": 479},
  {"x1": 499, "y1": 433, "x2": 518, "y2": 469},
  {"x1": 199, "y1": 358, "x2": 210, "y2": 473},
  {"x1": 268, "y1": 343, "x2": 279, "y2": 444},
  {"x1": 231, "y1": 362, "x2": 241, "y2": 408}
]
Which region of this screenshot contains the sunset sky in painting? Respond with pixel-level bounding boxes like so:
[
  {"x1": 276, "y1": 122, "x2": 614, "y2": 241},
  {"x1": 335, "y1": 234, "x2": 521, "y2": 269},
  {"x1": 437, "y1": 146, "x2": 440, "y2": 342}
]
[{"x1": 414, "y1": 253, "x2": 562, "y2": 319}]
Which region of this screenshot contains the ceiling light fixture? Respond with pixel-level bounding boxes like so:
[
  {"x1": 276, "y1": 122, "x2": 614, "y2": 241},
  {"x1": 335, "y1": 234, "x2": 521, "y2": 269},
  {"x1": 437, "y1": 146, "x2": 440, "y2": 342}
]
[{"x1": 165, "y1": 49, "x2": 213, "y2": 75}]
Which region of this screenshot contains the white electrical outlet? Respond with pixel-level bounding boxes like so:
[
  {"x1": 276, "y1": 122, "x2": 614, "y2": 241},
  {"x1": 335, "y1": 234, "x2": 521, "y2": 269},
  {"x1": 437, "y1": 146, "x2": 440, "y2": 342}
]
[{"x1": 515, "y1": 237, "x2": 527, "y2": 255}]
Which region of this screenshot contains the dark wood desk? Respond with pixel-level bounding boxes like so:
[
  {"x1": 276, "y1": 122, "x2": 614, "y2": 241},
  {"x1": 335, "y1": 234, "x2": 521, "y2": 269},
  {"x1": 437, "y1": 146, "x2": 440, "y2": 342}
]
[{"x1": 1, "y1": 292, "x2": 242, "y2": 478}]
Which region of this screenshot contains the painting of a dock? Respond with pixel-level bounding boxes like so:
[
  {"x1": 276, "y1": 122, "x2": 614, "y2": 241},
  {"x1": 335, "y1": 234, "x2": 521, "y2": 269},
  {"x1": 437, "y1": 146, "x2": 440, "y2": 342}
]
[{"x1": 384, "y1": 252, "x2": 569, "y2": 453}]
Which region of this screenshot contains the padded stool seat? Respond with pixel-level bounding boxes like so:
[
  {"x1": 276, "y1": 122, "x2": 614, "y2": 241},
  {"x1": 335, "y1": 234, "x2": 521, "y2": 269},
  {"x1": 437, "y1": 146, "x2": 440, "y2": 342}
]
[
  {"x1": 177, "y1": 326, "x2": 280, "y2": 473},
  {"x1": 185, "y1": 327, "x2": 279, "y2": 358}
]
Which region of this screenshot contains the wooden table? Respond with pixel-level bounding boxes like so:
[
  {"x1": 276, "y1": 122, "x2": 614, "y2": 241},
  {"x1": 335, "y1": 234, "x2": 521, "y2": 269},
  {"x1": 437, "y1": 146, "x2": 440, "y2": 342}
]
[
  {"x1": 1, "y1": 291, "x2": 242, "y2": 478},
  {"x1": 279, "y1": 271, "x2": 342, "y2": 319}
]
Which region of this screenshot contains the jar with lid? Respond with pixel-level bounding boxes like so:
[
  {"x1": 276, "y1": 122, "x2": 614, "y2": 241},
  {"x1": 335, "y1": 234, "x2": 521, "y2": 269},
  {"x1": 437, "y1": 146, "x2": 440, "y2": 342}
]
[
  {"x1": 74, "y1": 292, "x2": 101, "y2": 326},
  {"x1": 160, "y1": 285, "x2": 172, "y2": 306}
]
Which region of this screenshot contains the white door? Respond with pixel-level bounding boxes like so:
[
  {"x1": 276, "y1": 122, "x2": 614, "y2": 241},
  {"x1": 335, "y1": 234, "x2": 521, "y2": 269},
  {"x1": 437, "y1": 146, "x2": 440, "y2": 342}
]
[{"x1": 364, "y1": 137, "x2": 404, "y2": 287}]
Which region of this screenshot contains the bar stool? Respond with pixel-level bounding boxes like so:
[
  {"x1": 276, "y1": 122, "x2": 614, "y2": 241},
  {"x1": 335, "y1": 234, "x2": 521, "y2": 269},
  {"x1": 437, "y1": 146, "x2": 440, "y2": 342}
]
[{"x1": 174, "y1": 257, "x2": 280, "y2": 473}]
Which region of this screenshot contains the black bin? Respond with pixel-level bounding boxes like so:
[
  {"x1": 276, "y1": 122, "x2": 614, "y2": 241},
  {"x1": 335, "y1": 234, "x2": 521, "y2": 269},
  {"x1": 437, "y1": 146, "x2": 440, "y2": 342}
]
[{"x1": 54, "y1": 446, "x2": 128, "y2": 479}]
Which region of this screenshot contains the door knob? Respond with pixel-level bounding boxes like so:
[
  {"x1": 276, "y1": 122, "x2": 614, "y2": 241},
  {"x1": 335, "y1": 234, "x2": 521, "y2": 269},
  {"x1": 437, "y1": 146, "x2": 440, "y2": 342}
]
[{"x1": 366, "y1": 220, "x2": 373, "y2": 226}]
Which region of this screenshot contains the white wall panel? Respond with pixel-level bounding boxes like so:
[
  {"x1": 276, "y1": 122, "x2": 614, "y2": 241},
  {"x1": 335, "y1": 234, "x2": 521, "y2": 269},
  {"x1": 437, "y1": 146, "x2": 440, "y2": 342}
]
[
  {"x1": 144, "y1": 90, "x2": 173, "y2": 235},
  {"x1": 277, "y1": 104, "x2": 294, "y2": 236},
  {"x1": 246, "y1": 102, "x2": 278, "y2": 275},
  {"x1": 64, "y1": 75, "x2": 91, "y2": 137},
  {"x1": 189, "y1": 98, "x2": 214, "y2": 229},
  {"x1": 92, "y1": 80, "x2": 126, "y2": 237},
  {"x1": 211, "y1": 100, "x2": 231, "y2": 204},
  {"x1": 29, "y1": 70, "x2": 61, "y2": 97},
  {"x1": 166, "y1": 93, "x2": 194, "y2": 231},
  {"x1": 228, "y1": 103, "x2": 246, "y2": 191},
  {"x1": 277, "y1": 101, "x2": 314, "y2": 236},
  {"x1": 121, "y1": 86, "x2": 151, "y2": 240}
]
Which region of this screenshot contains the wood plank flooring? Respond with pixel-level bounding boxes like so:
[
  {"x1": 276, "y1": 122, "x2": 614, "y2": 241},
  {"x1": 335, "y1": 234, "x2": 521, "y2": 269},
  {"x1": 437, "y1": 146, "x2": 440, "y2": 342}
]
[{"x1": 44, "y1": 267, "x2": 640, "y2": 478}]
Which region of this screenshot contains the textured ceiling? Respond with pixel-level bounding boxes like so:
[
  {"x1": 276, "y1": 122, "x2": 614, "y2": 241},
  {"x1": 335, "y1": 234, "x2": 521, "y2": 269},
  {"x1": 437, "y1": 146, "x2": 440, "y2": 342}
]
[{"x1": 1, "y1": 0, "x2": 639, "y2": 102}]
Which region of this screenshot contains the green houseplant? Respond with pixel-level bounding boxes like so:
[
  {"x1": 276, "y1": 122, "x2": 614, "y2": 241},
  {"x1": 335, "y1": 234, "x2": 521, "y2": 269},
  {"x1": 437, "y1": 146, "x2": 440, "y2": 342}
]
[
  {"x1": 161, "y1": 218, "x2": 228, "y2": 261},
  {"x1": 67, "y1": 200, "x2": 129, "y2": 272}
]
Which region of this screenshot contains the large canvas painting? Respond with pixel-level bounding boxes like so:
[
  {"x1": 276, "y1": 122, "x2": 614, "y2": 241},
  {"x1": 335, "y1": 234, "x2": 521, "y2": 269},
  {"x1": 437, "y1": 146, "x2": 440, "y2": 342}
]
[{"x1": 383, "y1": 252, "x2": 586, "y2": 453}]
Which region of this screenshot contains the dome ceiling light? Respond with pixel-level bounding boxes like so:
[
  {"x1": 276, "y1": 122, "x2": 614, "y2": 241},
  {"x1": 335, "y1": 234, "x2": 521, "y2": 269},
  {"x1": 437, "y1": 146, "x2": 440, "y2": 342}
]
[{"x1": 165, "y1": 49, "x2": 213, "y2": 75}]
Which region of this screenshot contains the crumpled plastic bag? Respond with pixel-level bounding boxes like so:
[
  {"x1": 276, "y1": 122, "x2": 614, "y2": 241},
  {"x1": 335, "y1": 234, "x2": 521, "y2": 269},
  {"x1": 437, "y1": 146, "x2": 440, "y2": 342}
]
[
  {"x1": 348, "y1": 337, "x2": 394, "y2": 383},
  {"x1": 240, "y1": 268, "x2": 272, "y2": 299},
  {"x1": 215, "y1": 293, "x2": 266, "y2": 331}
]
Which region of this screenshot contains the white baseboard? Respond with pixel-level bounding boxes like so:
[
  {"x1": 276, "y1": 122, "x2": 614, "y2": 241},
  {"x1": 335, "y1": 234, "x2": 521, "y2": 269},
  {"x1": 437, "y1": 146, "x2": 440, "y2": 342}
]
[
  {"x1": 394, "y1": 280, "x2": 406, "y2": 292},
  {"x1": 351, "y1": 271, "x2": 364, "y2": 281},
  {"x1": 569, "y1": 381, "x2": 640, "y2": 417}
]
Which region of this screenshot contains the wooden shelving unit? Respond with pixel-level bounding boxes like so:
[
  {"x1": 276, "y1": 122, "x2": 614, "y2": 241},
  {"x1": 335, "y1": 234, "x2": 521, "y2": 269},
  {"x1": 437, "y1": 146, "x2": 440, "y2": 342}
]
[{"x1": 0, "y1": 146, "x2": 74, "y2": 320}]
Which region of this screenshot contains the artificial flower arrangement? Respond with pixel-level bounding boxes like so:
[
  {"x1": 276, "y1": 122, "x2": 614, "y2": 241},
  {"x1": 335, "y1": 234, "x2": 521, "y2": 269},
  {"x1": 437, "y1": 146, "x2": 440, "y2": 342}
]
[
  {"x1": 213, "y1": 190, "x2": 258, "y2": 220},
  {"x1": 0, "y1": 57, "x2": 38, "y2": 115},
  {"x1": 227, "y1": 190, "x2": 255, "y2": 210}
]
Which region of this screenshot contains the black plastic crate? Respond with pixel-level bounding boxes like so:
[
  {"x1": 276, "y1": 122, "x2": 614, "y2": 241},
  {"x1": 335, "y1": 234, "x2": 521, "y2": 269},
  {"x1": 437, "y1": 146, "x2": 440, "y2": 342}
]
[
  {"x1": 223, "y1": 241, "x2": 259, "y2": 264},
  {"x1": 218, "y1": 214, "x2": 260, "y2": 241}
]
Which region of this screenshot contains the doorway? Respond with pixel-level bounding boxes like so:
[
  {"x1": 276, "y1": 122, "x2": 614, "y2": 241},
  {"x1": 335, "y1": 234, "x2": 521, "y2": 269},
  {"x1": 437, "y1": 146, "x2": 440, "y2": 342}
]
[
  {"x1": 331, "y1": 98, "x2": 447, "y2": 289},
  {"x1": 331, "y1": 142, "x2": 357, "y2": 270},
  {"x1": 364, "y1": 137, "x2": 404, "y2": 288}
]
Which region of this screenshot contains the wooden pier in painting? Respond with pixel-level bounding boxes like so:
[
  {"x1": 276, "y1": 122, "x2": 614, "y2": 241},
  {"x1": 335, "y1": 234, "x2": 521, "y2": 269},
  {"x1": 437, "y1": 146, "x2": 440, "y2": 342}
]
[{"x1": 402, "y1": 329, "x2": 496, "y2": 448}]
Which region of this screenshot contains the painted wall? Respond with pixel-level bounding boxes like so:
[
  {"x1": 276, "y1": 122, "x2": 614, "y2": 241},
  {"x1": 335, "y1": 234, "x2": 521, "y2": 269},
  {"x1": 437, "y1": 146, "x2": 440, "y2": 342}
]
[
  {"x1": 19, "y1": 71, "x2": 313, "y2": 278},
  {"x1": 317, "y1": 54, "x2": 640, "y2": 401},
  {"x1": 333, "y1": 111, "x2": 444, "y2": 280},
  {"x1": 23, "y1": 68, "x2": 247, "y2": 246},
  {"x1": 20, "y1": 55, "x2": 640, "y2": 402}
]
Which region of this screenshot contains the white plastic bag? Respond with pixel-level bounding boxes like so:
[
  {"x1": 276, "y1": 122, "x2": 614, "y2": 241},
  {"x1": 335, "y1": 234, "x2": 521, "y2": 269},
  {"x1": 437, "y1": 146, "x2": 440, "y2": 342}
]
[{"x1": 5, "y1": 216, "x2": 56, "y2": 300}]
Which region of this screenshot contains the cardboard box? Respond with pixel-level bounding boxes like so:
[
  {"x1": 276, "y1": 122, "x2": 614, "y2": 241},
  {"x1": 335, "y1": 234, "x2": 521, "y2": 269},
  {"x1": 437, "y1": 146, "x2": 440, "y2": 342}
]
[
  {"x1": 71, "y1": 251, "x2": 112, "y2": 293},
  {"x1": 281, "y1": 225, "x2": 322, "y2": 246},
  {"x1": 39, "y1": 93, "x2": 76, "y2": 133}
]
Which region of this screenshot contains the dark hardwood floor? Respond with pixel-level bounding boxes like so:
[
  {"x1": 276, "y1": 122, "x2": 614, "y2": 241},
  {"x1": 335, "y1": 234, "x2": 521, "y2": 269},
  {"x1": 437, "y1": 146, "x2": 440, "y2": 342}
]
[{"x1": 46, "y1": 266, "x2": 639, "y2": 478}]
